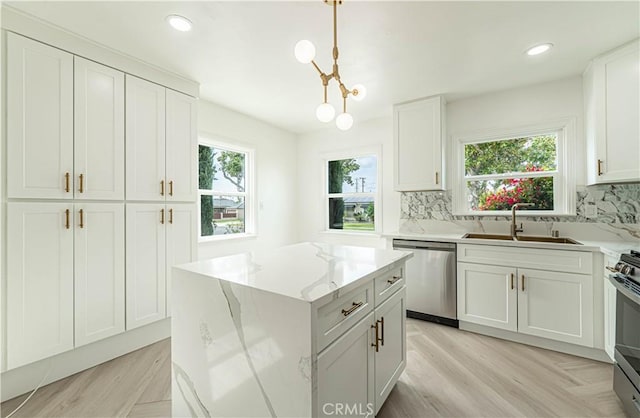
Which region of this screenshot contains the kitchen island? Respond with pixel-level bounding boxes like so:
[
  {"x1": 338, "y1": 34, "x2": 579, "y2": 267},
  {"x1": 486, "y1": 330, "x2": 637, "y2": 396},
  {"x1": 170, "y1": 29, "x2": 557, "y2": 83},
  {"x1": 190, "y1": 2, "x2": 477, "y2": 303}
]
[{"x1": 171, "y1": 242, "x2": 412, "y2": 417}]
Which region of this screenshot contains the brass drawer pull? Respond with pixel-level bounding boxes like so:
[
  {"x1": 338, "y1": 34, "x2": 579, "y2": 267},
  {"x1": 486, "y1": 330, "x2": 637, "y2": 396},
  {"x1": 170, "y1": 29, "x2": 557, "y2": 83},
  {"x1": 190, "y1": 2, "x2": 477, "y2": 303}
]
[
  {"x1": 371, "y1": 321, "x2": 379, "y2": 352},
  {"x1": 169, "y1": 208, "x2": 173, "y2": 224},
  {"x1": 510, "y1": 273, "x2": 514, "y2": 290},
  {"x1": 79, "y1": 209, "x2": 84, "y2": 228},
  {"x1": 605, "y1": 266, "x2": 618, "y2": 272},
  {"x1": 521, "y1": 274, "x2": 525, "y2": 291},
  {"x1": 160, "y1": 180, "x2": 165, "y2": 196},
  {"x1": 597, "y1": 159, "x2": 603, "y2": 176},
  {"x1": 378, "y1": 317, "x2": 385, "y2": 347},
  {"x1": 169, "y1": 180, "x2": 174, "y2": 196},
  {"x1": 435, "y1": 171, "x2": 439, "y2": 185},
  {"x1": 65, "y1": 172, "x2": 70, "y2": 193},
  {"x1": 79, "y1": 174, "x2": 84, "y2": 193},
  {"x1": 65, "y1": 209, "x2": 70, "y2": 229},
  {"x1": 341, "y1": 301, "x2": 363, "y2": 317},
  {"x1": 387, "y1": 275, "x2": 402, "y2": 285},
  {"x1": 160, "y1": 208, "x2": 165, "y2": 224}
]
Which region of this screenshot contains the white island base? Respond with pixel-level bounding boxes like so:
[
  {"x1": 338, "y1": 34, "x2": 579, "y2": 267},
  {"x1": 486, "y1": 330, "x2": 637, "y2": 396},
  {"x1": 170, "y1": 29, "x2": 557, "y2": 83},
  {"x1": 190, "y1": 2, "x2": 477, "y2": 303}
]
[{"x1": 171, "y1": 242, "x2": 412, "y2": 417}]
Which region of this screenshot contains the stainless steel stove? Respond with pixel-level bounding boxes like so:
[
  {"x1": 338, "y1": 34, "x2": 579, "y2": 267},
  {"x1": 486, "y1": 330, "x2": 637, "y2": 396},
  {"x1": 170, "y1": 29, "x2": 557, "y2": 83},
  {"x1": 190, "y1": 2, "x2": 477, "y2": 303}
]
[{"x1": 609, "y1": 250, "x2": 640, "y2": 417}]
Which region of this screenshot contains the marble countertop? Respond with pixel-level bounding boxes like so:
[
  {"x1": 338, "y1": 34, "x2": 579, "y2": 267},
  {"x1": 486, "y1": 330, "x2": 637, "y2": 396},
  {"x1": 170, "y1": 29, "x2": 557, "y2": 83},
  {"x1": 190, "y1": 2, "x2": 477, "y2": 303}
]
[
  {"x1": 384, "y1": 231, "x2": 639, "y2": 255},
  {"x1": 174, "y1": 242, "x2": 413, "y2": 304}
]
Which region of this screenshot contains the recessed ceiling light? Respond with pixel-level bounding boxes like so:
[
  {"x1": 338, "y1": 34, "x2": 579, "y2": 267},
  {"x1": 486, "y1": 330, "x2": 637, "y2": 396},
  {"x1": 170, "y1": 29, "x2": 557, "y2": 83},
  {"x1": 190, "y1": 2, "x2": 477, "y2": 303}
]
[
  {"x1": 166, "y1": 15, "x2": 192, "y2": 32},
  {"x1": 526, "y1": 43, "x2": 553, "y2": 56}
]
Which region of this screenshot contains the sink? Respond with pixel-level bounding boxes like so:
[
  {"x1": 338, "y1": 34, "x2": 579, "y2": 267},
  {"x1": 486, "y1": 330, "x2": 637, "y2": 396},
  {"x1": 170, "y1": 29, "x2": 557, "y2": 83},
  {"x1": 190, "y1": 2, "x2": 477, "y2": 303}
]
[
  {"x1": 515, "y1": 236, "x2": 582, "y2": 245},
  {"x1": 462, "y1": 233, "x2": 582, "y2": 245}
]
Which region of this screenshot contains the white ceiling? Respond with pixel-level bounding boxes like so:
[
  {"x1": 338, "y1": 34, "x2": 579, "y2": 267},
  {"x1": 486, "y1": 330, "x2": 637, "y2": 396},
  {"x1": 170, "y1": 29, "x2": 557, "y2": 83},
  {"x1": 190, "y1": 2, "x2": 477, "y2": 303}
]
[{"x1": 6, "y1": 1, "x2": 639, "y2": 134}]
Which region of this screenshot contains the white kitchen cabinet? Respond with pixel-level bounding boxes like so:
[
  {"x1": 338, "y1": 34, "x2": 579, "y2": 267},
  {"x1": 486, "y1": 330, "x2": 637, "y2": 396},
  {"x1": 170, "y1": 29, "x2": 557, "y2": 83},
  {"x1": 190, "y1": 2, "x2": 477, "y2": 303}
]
[
  {"x1": 74, "y1": 57, "x2": 125, "y2": 200},
  {"x1": 393, "y1": 95, "x2": 445, "y2": 191},
  {"x1": 457, "y1": 244, "x2": 595, "y2": 347},
  {"x1": 166, "y1": 90, "x2": 197, "y2": 203},
  {"x1": 165, "y1": 204, "x2": 197, "y2": 315},
  {"x1": 125, "y1": 76, "x2": 166, "y2": 201},
  {"x1": 6, "y1": 203, "x2": 74, "y2": 369},
  {"x1": 318, "y1": 311, "x2": 375, "y2": 418},
  {"x1": 517, "y1": 268, "x2": 593, "y2": 347},
  {"x1": 6, "y1": 32, "x2": 74, "y2": 199},
  {"x1": 584, "y1": 39, "x2": 640, "y2": 184},
  {"x1": 126, "y1": 76, "x2": 197, "y2": 203},
  {"x1": 373, "y1": 287, "x2": 406, "y2": 415},
  {"x1": 125, "y1": 204, "x2": 167, "y2": 329},
  {"x1": 457, "y1": 262, "x2": 517, "y2": 332},
  {"x1": 74, "y1": 204, "x2": 125, "y2": 347},
  {"x1": 604, "y1": 275, "x2": 617, "y2": 361}
]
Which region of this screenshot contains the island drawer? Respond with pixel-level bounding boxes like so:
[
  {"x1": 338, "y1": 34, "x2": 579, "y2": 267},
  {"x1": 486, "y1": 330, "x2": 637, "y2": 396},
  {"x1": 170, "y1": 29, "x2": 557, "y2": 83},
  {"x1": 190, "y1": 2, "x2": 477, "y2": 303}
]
[
  {"x1": 316, "y1": 281, "x2": 374, "y2": 352},
  {"x1": 374, "y1": 266, "x2": 404, "y2": 306}
]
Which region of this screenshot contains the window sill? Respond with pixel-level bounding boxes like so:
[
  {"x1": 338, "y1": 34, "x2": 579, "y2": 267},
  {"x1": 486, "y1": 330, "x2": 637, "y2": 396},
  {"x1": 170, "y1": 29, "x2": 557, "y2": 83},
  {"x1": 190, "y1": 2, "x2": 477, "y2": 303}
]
[{"x1": 199, "y1": 233, "x2": 257, "y2": 244}]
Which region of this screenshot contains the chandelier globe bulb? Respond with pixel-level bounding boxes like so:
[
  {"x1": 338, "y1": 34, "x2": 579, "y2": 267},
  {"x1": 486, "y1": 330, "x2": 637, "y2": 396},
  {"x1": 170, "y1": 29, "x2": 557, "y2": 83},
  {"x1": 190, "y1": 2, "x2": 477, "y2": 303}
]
[
  {"x1": 351, "y1": 84, "x2": 367, "y2": 101},
  {"x1": 294, "y1": 40, "x2": 316, "y2": 64},
  {"x1": 316, "y1": 103, "x2": 336, "y2": 122},
  {"x1": 336, "y1": 112, "x2": 354, "y2": 131}
]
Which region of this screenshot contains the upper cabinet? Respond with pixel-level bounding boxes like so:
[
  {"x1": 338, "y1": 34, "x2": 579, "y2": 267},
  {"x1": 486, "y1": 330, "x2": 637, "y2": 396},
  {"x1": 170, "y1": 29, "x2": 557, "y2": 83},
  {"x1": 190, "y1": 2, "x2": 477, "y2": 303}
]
[
  {"x1": 126, "y1": 76, "x2": 197, "y2": 202},
  {"x1": 7, "y1": 32, "x2": 74, "y2": 199},
  {"x1": 393, "y1": 96, "x2": 446, "y2": 191},
  {"x1": 584, "y1": 39, "x2": 640, "y2": 184}
]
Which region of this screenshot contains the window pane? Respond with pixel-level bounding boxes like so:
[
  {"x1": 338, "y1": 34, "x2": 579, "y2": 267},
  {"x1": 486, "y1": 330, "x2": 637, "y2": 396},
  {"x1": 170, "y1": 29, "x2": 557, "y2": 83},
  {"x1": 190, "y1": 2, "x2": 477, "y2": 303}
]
[
  {"x1": 199, "y1": 145, "x2": 246, "y2": 192},
  {"x1": 467, "y1": 177, "x2": 554, "y2": 211},
  {"x1": 464, "y1": 135, "x2": 557, "y2": 176},
  {"x1": 328, "y1": 197, "x2": 375, "y2": 231},
  {"x1": 200, "y1": 195, "x2": 246, "y2": 236},
  {"x1": 328, "y1": 156, "x2": 377, "y2": 194}
]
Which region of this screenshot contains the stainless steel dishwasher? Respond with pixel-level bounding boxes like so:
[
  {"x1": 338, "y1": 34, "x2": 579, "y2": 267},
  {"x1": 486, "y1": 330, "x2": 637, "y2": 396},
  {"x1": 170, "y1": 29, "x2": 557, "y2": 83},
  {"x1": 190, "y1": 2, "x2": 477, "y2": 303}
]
[{"x1": 392, "y1": 239, "x2": 457, "y2": 327}]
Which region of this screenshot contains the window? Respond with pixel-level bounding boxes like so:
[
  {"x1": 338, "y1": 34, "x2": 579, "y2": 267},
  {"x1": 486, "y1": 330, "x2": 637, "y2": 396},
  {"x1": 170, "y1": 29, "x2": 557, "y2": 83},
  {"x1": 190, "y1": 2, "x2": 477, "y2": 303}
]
[
  {"x1": 326, "y1": 152, "x2": 380, "y2": 233},
  {"x1": 454, "y1": 120, "x2": 575, "y2": 215},
  {"x1": 198, "y1": 140, "x2": 254, "y2": 239}
]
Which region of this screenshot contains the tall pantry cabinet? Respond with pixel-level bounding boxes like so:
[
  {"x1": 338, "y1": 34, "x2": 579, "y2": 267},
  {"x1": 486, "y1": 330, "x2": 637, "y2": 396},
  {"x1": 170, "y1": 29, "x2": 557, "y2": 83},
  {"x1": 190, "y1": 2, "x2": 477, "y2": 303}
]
[{"x1": 4, "y1": 32, "x2": 197, "y2": 369}]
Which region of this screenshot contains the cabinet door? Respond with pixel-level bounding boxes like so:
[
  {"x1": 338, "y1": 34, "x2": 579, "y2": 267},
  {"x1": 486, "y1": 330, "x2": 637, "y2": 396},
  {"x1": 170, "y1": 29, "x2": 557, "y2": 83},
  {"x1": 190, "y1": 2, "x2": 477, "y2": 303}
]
[
  {"x1": 393, "y1": 96, "x2": 444, "y2": 191},
  {"x1": 6, "y1": 33, "x2": 73, "y2": 199},
  {"x1": 125, "y1": 75, "x2": 166, "y2": 201},
  {"x1": 126, "y1": 204, "x2": 166, "y2": 330},
  {"x1": 74, "y1": 57, "x2": 125, "y2": 200},
  {"x1": 604, "y1": 277, "x2": 617, "y2": 361},
  {"x1": 317, "y1": 312, "x2": 375, "y2": 418},
  {"x1": 457, "y1": 262, "x2": 517, "y2": 331},
  {"x1": 166, "y1": 90, "x2": 197, "y2": 203},
  {"x1": 74, "y1": 204, "x2": 125, "y2": 347},
  {"x1": 517, "y1": 268, "x2": 594, "y2": 347},
  {"x1": 6, "y1": 203, "x2": 74, "y2": 369},
  {"x1": 374, "y1": 288, "x2": 406, "y2": 415},
  {"x1": 166, "y1": 204, "x2": 197, "y2": 316}
]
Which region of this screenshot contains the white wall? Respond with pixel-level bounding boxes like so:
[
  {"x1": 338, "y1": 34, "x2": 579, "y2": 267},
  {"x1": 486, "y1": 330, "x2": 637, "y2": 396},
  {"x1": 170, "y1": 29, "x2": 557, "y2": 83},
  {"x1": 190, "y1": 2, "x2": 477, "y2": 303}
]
[
  {"x1": 198, "y1": 100, "x2": 298, "y2": 259},
  {"x1": 446, "y1": 76, "x2": 585, "y2": 185},
  {"x1": 296, "y1": 116, "x2": 399, "y2": 248}
]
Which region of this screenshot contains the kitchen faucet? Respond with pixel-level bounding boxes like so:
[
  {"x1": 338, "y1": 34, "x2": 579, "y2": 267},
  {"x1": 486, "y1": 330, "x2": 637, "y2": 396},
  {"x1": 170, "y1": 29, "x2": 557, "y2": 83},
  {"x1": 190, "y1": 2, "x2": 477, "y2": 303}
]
[{"x1": 510, "y1": 203, "x2": 535, "y2": 239}]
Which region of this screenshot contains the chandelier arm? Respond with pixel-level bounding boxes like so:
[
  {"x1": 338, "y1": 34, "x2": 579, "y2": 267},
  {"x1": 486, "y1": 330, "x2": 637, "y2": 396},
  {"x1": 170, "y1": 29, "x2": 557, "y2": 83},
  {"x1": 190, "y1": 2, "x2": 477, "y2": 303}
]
[
  {"x1": 343, "y1": 96, "x2": 347, "y2": 113},
  {"x1": 311, "y1": 60, "x2": 323, "y2": 75}
]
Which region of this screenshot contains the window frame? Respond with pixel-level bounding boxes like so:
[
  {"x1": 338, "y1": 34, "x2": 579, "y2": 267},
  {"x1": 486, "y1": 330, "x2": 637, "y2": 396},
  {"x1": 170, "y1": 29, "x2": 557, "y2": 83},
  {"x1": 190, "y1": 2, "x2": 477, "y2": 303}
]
[
  {"x1": 452, "y1": 118, "x2": 576, "y2": 216},
  {"x1": 197, "y1": 136, "x2": 256, "y2": 242},
  {"x1": 323, "y1": 146, "x2": 382, "y2": 235}
]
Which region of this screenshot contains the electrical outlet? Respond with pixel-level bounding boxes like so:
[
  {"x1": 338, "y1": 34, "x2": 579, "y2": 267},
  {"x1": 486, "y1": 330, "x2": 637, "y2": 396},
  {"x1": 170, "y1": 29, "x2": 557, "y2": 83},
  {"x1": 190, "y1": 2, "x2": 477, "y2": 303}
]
[{"x1": 585, "y1": 202, "x2": 598, "y2": 218}]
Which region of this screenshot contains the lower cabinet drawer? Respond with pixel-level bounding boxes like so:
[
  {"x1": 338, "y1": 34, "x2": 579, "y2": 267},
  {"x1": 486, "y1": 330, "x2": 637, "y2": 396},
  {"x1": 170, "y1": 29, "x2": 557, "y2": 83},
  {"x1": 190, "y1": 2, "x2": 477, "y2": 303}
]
[
  {"x1": 374, "y1": 266, "x2": 404, "y2": 307},
  {"x1": 317, "y1": 281, "x2": 374, "y2": 352}
]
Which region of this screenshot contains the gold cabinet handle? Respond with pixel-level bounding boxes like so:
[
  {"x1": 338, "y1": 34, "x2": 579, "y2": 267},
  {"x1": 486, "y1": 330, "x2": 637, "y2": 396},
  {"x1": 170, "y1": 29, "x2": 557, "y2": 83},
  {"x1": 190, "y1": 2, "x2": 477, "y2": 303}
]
[
  {"x1": 341, "y1": 301, "x2": 363, "y2": 317},
  {"x1": 169, "y1": 180, "x2": 174, "y2": 196},
  {"x1": 79, "y1": 209, "x2": 84, "y2": 229},
  {"x1": 435, "y1": 171, "x2": 439, "y2": 185},
  {"x1": 65, "y1": 209, "x2": 70, "y2": 229},
  {"x1": 597, "y1": 159, "x2": 603, "y2": 176},
  {"x1": 160, "y1": 180, "x2": 165, "y2": 196},
  {"x1": 521, "y1": 274, "x2": 525, "y2": 291},
  {"x1": 387, "y1": 275, "x2": 402, "y2": 285},
  {"x1": 79, "y1": 174, "x2": 84, "y2": 193},
  {"x1": 65, "y1": 172, "x2": 70, "y2": 193},
  {"x1": 606, "y1": 266, "x2": 619, "y2": 272},
  {"x1": 169, "y1": 208, "x2": 173, "y2": 224},
  {"x1": 371, "y1": 321, "x2": 380, "y2": 352},
  {"x1": 510, "y1": 273, "x2": 514, "y2": 290},
  {"x1": 378, "y1": 317, "x2": 385, "y2": 347},
  {"x1": 160, "y1": 208, "x2": 165, "y2": 224}
]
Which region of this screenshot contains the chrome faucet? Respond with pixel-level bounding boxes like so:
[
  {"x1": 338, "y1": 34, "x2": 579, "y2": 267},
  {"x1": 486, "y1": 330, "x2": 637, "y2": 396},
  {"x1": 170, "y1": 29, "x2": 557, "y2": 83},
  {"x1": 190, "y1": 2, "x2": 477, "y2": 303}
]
[{"x1": 510, "y1": 203, "x2": 535, "y2": 239}]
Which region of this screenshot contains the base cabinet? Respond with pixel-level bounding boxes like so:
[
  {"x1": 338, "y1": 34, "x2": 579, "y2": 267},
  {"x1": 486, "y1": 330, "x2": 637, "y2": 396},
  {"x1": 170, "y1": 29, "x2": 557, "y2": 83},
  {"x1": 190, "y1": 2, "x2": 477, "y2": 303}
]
[
  {"x1": 604, "y1": 277, "x2": 617, "y2": 360},
  {"x1": 457, "y1": 244, "x2": 594, "y2": 348}
]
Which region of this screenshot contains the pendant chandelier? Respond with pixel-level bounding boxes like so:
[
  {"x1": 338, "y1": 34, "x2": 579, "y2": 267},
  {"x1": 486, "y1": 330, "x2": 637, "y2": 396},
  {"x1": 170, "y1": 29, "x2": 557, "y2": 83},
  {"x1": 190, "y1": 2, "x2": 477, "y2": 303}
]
[{"x1": 294, "y1": 0, "x2": 366, "y2": 131}]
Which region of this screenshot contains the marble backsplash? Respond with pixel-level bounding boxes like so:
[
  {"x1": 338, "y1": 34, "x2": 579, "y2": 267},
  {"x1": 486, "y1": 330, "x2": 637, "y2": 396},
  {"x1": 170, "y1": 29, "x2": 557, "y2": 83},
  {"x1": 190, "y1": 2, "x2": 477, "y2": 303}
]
[{"x1": 400, "y1": 184, "x2": 640, "y2": 241}]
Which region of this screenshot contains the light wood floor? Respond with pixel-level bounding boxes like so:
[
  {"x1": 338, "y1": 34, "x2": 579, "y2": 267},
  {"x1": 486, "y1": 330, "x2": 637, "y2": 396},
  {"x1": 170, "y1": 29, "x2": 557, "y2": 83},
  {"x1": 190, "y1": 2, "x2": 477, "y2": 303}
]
[{"x1": 1, "y1": 319, "x2": 624, "y2": 418}]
